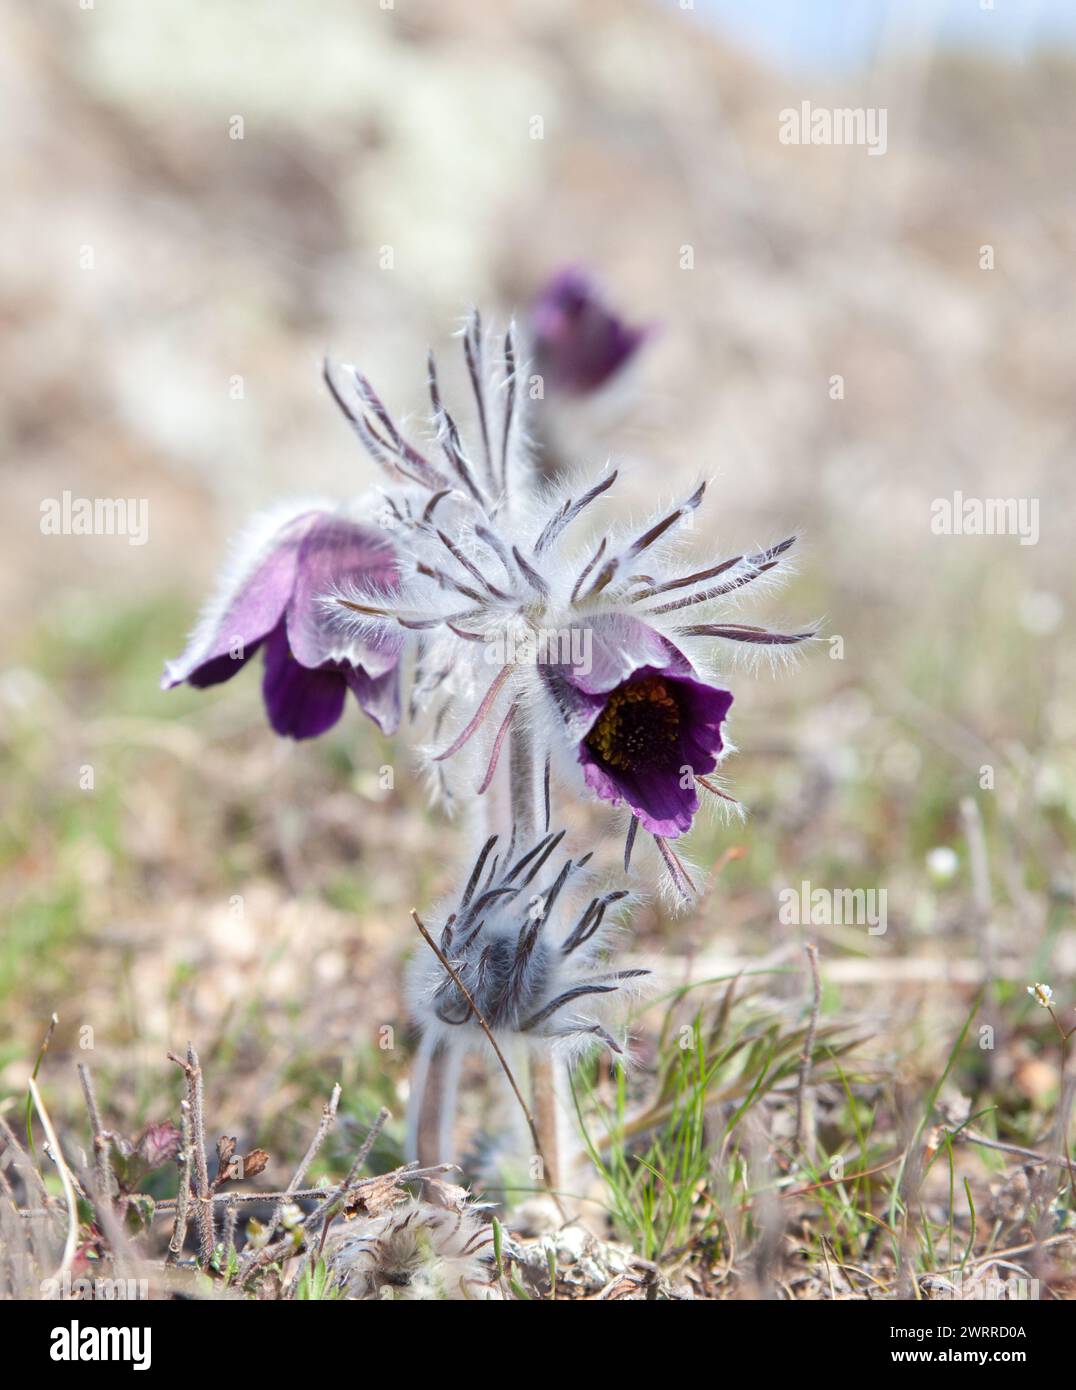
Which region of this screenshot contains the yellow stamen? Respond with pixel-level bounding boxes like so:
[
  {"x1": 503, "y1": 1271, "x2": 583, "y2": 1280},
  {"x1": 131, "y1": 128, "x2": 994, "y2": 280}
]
[{"x1": 586, "y1": 676, "x2": 681, "y2": 771}]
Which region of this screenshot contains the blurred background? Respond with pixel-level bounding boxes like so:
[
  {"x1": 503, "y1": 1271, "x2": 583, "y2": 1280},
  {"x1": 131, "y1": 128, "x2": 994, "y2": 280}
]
[{"x1": 2, "y1": 0, "x2": 1074, "y2": 1227}]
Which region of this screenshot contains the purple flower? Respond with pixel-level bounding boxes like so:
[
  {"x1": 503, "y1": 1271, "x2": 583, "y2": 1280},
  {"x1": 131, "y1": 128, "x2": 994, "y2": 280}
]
[
  {"x1": 163, "y1": 510, "x2": 402, "y2": 739},
  {"x1": 542, "y1": 614, "x2": 732, "y2": 838},
  {"x1": 530, "y1": 268, "x2": 650, "y2": 395}
]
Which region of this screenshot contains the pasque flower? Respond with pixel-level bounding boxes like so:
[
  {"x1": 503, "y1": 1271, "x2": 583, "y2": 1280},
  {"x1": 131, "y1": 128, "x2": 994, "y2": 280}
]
[
  {"x1": 328, "y1": 312, "x2": 813, "y2": 890},
  {"x1": 165, "y1": 311, "x2": 811, "y2": 892},
  {"x1": 407, "y1": 825, "x2": 646, "y2": 1059},
  {"x1": 404, "y1": 822, "x2": 648, "y2": 1166},
  {"x1": 540, "y1": 613, "x2": 733, "y2": 839},
  {"x1": 529, "y1": 267, "x2": 649, "y2": 395},
  {"x1": 163, "y1": 506, "x2": 402, "y2": 739},
  {"x1": 160, "y1": 302, "x2": 815, "y2": 1182}
]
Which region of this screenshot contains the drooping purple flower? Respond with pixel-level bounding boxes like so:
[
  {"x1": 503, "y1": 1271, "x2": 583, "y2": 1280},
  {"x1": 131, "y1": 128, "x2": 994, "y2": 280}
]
[
  {"x1": 541, "y1": 614, "x2": 732, "y2": 838},
  {"x1": 530, "y1": 268, "x2": 650, "y2": 395},
  {"x1": 163, "y1": 509, "x2": 402, "y2": 739}
]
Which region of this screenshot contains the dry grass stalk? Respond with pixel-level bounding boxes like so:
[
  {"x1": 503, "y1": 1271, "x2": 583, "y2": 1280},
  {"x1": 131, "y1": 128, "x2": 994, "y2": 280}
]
[{"x1": 794, "y1": 943, "x2": 822, "y2": 1155}]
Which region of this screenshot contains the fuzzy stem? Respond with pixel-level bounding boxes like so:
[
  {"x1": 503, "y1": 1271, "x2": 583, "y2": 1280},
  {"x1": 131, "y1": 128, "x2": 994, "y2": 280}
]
[
  {"x1": 531, "y1": 1056, "x2": 561, "y2": 1192},
  {"x1": 437, "y1": 1042, "x2": 464, "y2": 1169},
  {"x1": 508, "y1": 722, "x2": 563, "y2": 1193},
  {"x1": 410, "y1": 712, "x2": 566, "y2": 1186},
  {"x1": 407, "y1": 1030, "x2": 441, "y2": 1165},
  {"x1": 508, "y1": 722, "x2": 541, "y2": 836}
]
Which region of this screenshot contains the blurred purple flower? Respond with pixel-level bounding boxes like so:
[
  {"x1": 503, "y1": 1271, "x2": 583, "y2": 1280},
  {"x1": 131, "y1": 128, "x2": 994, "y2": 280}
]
[
  {"x1": 542, "y1": 613, "x2": 732, "y2": 838},
  {"x1": 163, "y1": 510, "x2": 402, "y2": 739},
  {"x1": 530, "y1": 268, "x2": 649, "y2": 395}
]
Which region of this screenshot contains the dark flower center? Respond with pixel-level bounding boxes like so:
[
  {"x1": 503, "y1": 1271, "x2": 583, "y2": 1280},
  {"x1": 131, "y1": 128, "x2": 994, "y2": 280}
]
[{"x1": 586, "y1": 676, "x2": 681, "y2": 772}]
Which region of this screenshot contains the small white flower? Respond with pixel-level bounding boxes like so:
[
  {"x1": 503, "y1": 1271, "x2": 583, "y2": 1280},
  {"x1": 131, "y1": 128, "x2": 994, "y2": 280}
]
[
  {"x1": 245, "y1": 1218, "x2": 270, "y2": 1250},
  {"x1": 280, "y1": 1202, "x2": 304, "y2": 1230},
  {"x1": 1028, "y1": 982, "x2": 1054, "y2": 1009},
  {"x1": 1019, "y1": 590, "x2": 1063, "y2": 637},
  {"x1": 926, "y1": 846, "x2": 959, "y2": 884}
]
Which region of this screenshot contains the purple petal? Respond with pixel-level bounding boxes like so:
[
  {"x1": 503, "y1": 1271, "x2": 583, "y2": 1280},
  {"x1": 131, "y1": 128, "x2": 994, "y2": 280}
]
[
  {"x1": 181, "y1": 646, "x2": 264, "y2": 689},
  {"x1": 540, "y1": 613, "x2": 689, "y2": 740},
  {"x1": 575, "y1": 612, "x2": 691, "y2": 695},
  {"x1": 162, "y1": 513, "x2": 315, "y2": 690},
  {"x1": 677, "y1": 680, "x2": 734, "y2": 780},
  {"x1": 261, "y1": 622, "x2": 347, "y2": 739},
  {"x1": 285, "y1": 514, "x2": 402, "y2": 675},
  {"x1": 346, "y1": 665, "x2": 401, "y2": 736},
  {"x1": 531, "y1": 268, "x2": 649, "y2": 395},
  {"x1": 581, "y1": 752, "x2": 698, "y2": 839}
]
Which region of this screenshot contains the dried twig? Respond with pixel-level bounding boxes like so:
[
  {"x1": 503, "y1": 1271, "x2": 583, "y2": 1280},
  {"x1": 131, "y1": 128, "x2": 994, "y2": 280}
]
[
  {"x1": 185, "y1": 1045, "x2": 214, "y2": 1265},
  {"x1": 166, "y1": 1099, "x2": 193, "y2": 1266},
  {"x1": 0, "y1": 1114, "x2": 53, "y2": 1213},
  {"x1": 265, "y1": 1084, "x2": 340, "y2": 1243},
  {"x1": 316, "y1": 1107, "x2": 393, "y2": 1260},
  {"x1": 27, "y1": 1078, "x2": 78, "y2": 1281},
  {"x1": 222, "y1": 1196, "x2": 239, "y2": 1267},
  {"x1": 238, "y1": 1083, "x2": 342, "y2": 1283},
  {"x1": 77, "y1": 1063, "x2": 114, "y2": 1211},
  {"x1": 954, "y1": 1128, "x2": 1072, "y2": 1170},
  {"x1": 342, "y1": 1107, "x2": 390, "y2": 1191},
  {"x1": 168, "y1": 1046, "x2": 215, "y2": 1267},
  {"x1": 156, "y1": 1186, "x2": 331, "y2": 1212}
]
